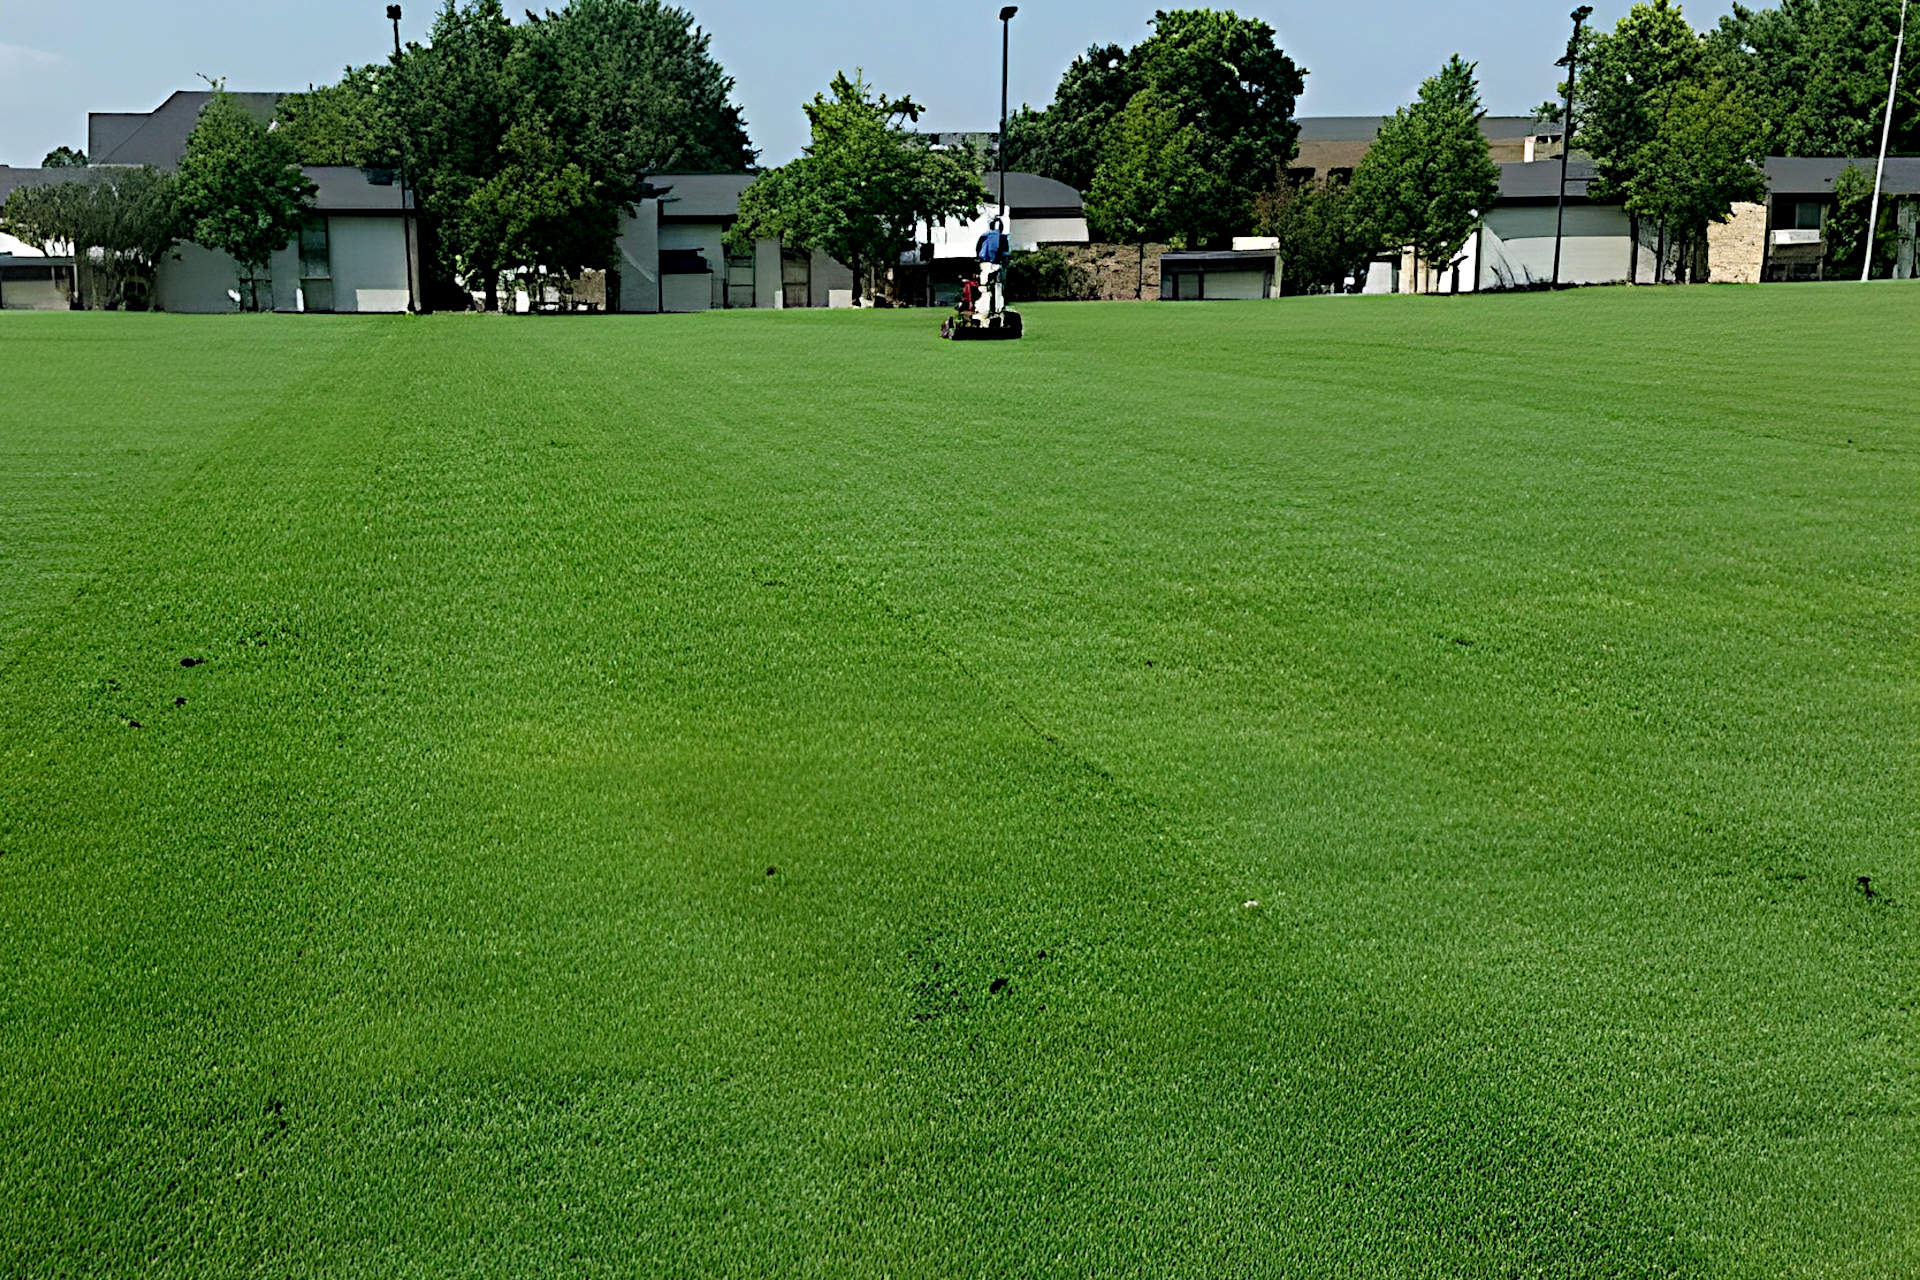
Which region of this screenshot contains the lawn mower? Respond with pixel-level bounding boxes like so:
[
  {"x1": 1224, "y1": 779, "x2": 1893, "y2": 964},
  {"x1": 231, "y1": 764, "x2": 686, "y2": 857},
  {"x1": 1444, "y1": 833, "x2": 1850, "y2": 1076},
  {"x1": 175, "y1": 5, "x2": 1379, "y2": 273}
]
[{"x1": 939, "y1": 217, "x2": 1023, "y2": 341}]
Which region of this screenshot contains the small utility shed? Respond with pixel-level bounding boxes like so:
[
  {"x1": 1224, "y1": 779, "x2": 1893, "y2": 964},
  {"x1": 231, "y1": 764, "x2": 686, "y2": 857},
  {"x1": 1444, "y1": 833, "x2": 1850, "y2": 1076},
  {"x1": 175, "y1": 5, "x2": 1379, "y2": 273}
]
[{"x1": 1159, "y1": 249, "x2": 1280, "y2": 300}]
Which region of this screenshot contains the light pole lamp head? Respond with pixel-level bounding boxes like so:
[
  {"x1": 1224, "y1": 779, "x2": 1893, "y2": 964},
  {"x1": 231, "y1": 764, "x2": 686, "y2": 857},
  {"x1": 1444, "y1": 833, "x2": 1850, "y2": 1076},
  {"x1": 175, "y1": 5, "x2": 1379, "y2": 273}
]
[
  {"x1": 387, "y1": 5, "x2": 402, "y2": 20},
  {"x1": 1571, "y1": 5, "x2": 1593, "y2": 23},
  {"x1": 1000, "y1": 6, "x2": 1019, "y2": 20}
]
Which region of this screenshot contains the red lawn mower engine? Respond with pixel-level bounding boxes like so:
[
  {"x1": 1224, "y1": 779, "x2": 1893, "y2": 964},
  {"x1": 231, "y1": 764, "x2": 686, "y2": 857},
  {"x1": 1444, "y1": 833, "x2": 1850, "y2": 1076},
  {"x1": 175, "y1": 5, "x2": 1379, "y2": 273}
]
[{"x1": 940, "y1": 217, "x2": 1023, "y2": 341}]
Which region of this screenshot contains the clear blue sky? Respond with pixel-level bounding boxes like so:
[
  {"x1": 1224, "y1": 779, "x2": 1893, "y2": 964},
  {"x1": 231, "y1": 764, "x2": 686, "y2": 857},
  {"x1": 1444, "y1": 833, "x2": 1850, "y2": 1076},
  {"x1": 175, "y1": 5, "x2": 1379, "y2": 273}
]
[{"x1": 1, "y1": 1, "x2": 1739, "y2": 169}]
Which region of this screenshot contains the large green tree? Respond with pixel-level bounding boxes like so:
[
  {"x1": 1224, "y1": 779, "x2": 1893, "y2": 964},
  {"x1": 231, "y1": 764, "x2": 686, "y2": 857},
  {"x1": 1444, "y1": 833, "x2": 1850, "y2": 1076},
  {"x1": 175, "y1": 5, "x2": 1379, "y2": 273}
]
[
  {"x1": 1003, "y1": 43, "x2": 1139, "y2": 194},
  {"x1": 1252, "y1": 175, "x2": 1372, "y2": 294},
  {"x1": 461, "y1": 117, "x2": 612, "y2": 303},
  {"x1": 1008, "y1": 10, "x2": 1305, "y2": 242},
  {"x1": 4, "y1": 169, "x2": 185, "y2": 309},
  {"x1": 1347, "y1": 55, "x2": 1500, "y2": 290},
  {"x1": 390, "y1": 0, "x2": 517, "y2": 307},
  {"x1": 1576, "y1": 0, "x2": 1706, "y2": 203},
  {"x1": 175, "y1": 88, "x2": 316, "y2": 311},
  {"x1": 1824, "y1": 161, "x2": 1903, "y2": 275},
  {"x1": 515, "y1": 0, "x2": 753, "y2": 183},
  {"x1": 1083, "y1": 87, "x2": 1227, "y2": 246},
  {"x1": 276, "y1": 65, "x2": 399, "y2": 167},
  {"x1": 1621, "y1": 77, "x2": 1768, "y2": 280},
  {"x1": 730, "y1": 72, "x2": 982, "y2": 305},
  {"x1": 1708, "y1": 0, "x2": 1919, "y2": 156}
]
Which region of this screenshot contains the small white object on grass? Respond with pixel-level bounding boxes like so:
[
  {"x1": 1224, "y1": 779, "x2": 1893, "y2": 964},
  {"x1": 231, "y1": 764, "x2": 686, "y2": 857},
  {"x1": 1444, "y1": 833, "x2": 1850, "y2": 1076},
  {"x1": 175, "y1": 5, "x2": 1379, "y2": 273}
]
[{"x1": 1243, "y1": 899, "x2": 1260, "y2": 909}]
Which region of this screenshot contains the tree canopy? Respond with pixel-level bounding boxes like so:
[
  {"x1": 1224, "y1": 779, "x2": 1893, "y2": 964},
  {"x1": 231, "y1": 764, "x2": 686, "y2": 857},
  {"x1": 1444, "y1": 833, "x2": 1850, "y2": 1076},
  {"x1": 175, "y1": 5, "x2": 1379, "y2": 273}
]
[
  {"x1": 175, "y1": 87, "x2": 316, "y2": 310},
  {"x1": 1708, "y1": 0, "x2": 1919, "y2": 157},
  {"x1": 277, "y1": 66, "x2": 398, "y2": 168},
  {"x1": 1009, "y1": 10, "x2": 1304, "y2": 246},
  {"x1": 729, "y1": 72, "x2": 982, "y2": 304},
  {"x1": 41, "y1": 146, "x2": 88, "y2": 168},
  {"x1": 1083, "y1": 88, "x2": 1227, "y2": 245},
  {"x1": 1348, "y1": 55, "x2": 1500, "y2": 287},
  {"x1": 2, "y1": 168, "x2": 184, "y2": 309}
]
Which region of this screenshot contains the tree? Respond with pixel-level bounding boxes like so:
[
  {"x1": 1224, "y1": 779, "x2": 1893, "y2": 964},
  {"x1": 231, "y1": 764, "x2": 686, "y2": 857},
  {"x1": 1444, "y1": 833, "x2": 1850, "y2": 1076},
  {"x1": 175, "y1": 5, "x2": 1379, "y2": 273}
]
[
  {"x1": 462, "y1": 117, "x2": 611, "y2": 304},
  {"x1": 1252, "y1": 176, "x2": 1371, "y2": 294},
  {"x1": 1129, "y1": 8, "x2": 1306, "y2": 232},
  {"x1": 1620, "y1": 77, "x2": 1767, "y2": 280},
  {"x1": 1, "y1": 169, "x2": 183, "y2": 308},
  {"x1": 174, "y1": 87, "x2": 317, "y2": 310},
  {"x1": 1003, "y1": 43, "x2": 1139, "y2": 194},
  {"x1": 1709, "y1": 0, "x2": 1919, "y2": 157},
  {"x1": 1825, "y1": 161, "x2": 1901, "y2": 276},
  {"x1": 728, "y1": 72, "x2": 982, "y2": 305},
  {"x1": 1083, "y1": 87, "x2": 1227, "y2": 246},
  {"x1": 41, "y1": 146, "x2": 87, "y2": 167},
  {"x1": 390, "y1": 0, "x2": 519, "y2": 308},
  {"x1": 1347, "y1": 55, "x2": 1500, "y2": 290},
  {"x1": 515, "y1": 0, "x2": 753, "y2": 185},
  {"x1": 276, "y1": 65, "x2": 398, "y2": 167},
  {"x1": 1575, "y1": 0, "x2": 1705, "y2": 208},
  {"x1": 1009, "y1": 11, "x2": 1307, "y2": 244}
]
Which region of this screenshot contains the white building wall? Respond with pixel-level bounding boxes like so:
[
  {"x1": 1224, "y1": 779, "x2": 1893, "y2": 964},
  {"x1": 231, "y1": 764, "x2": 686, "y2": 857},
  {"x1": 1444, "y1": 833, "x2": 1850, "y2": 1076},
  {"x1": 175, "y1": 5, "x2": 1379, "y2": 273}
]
[
  {"x1": 328, "y1": 217, "x2": 410, "y2": 313},
  {"x1": 810, "y1": 250, "x2": 853, "y2": 307},
  {"x1": 156, "y1": 242, "x2": 243, "y2": 312},
  {"x1": 659, "y1": 221, "x2": 728, "y2": 307},
  {"x1": 1018, "y1": 215, "x2": 1090, "y2": 247},
  {"x1": 616, "y1": 201, "x2": 661, "y2": 313},
  {"x1": 661, "y1": 273, "x2": 712, "y2": 312},
  {"x1": 753, "y1": 237, "x2": 780, "y2": 309},
  {"x1": 924, "y1": 208, "x2": 1090, "y2": 258},
  {"x1": 0, "y1": 274, "x2": 68, "y2": 310},
  {"x1": 270, "y1": 241, "x2": 302, "y2": 312},
  {"x1": 1478, "y1": 204, "x2": 1635, "y2": 290}
]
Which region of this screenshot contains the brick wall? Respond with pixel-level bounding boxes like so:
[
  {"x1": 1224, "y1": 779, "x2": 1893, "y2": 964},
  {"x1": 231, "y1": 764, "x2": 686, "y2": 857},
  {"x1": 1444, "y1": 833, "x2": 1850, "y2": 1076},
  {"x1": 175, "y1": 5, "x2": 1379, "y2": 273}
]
[
  {"x1": 1048, "y1": 242, "x2": 1169, "y2": 300},
  {"x1": 1708, "y1": 202, "x2": 1767, "y2": 284}
]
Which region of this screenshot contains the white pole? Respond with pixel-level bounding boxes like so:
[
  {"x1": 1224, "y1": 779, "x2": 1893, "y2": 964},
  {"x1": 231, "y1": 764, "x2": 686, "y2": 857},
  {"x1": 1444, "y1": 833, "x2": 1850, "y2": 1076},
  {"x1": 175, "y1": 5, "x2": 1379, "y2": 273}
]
[{"x1": 1863, "y1": 0, "x2": 1908, "y2": 282}]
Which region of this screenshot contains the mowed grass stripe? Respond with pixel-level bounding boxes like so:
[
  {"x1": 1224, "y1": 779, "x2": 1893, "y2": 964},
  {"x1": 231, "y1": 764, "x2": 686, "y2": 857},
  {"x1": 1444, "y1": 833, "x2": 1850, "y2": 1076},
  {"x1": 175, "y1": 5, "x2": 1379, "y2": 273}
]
[{"x1": 0, "y1": 289, "x2": 1913, "y2": 1277}]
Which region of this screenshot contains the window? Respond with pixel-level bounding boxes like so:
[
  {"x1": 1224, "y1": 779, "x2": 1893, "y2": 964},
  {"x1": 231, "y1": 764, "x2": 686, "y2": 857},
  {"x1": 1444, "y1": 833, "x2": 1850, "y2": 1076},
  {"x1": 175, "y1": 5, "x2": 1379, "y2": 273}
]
[
  {"x1": 1287, "y1": 167, "x2": 1316, "y2": 187},
  {"x1": 298, "y1": 215, "x2": 333, "y2": 312},
  {"x1": 725, "y1": 252, "x2": 755, "y2": 309},
  {"x1": 1792, "y1": 200, "x2": 1825, "y2": 231}
]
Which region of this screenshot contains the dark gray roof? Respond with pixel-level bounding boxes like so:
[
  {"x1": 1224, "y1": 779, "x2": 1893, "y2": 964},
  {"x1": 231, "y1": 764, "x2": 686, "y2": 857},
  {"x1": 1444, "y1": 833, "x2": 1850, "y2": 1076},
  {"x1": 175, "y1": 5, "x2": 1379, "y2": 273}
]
[
  {"x1": 0, "y1": 167, "x2": 89, "y2": 204},
  {"x1": 646, "y1": 169, "x2": 1083, "y2": 220},
  {"x1": 1297, "y1": 114, "x2": 1557, "y2": 143},
  {"x1": 647, "y1": 172, "x2": 758, "y2": 219},
  {"x1": 90, "y1": 91, "x2": 283, "y2": 169},
  {"x1": 987, "y1": 170, "x2": 1083, "y2": 213},
  {"x1": 0, "y1": 161, "x2": 404, "y2": 215},
  {"x1": 307, "y1": 166, "x2": 412, "y2": 212},
  {"x1": 1498, "y1": 158, "x2": 1599, "y2": 201},
  {"x1": 87, "y1": 113, "x2": 147, "y2": 160},
  {"x1": 1765, "y1": 156, "x2": 1920, "y2": 196}
]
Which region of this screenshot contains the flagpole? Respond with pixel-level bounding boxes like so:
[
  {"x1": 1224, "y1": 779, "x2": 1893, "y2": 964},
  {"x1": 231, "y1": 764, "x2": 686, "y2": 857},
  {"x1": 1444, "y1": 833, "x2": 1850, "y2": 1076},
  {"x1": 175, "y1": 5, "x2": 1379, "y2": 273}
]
[{"x1": 1863, "y1": 0, "x2": 1908, "y2": 282}]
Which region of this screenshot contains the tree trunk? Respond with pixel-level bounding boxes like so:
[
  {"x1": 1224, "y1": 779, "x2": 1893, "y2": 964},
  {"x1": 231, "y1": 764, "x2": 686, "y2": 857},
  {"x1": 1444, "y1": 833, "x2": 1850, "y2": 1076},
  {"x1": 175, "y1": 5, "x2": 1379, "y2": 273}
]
[
  {"x1": 484, "y1": 271, "x2": 499, "y2": 313},
  {"x1": 850, "y1": 255, "x2": 863, "y2": 306},
  {"x1": 1628, "y1": 214, "x2": 1640, "y2": 284},
  {"x1": 1655, "y1": 222, "x2": 1667, "y2": 284}
]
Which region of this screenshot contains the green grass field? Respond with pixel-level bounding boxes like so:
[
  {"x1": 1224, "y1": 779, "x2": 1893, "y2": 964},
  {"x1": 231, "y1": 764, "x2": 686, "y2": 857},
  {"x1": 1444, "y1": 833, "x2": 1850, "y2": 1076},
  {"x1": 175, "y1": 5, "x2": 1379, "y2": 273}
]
[{"x1": 1, "y1": 288, "x2": 1913, "y2": 1277}]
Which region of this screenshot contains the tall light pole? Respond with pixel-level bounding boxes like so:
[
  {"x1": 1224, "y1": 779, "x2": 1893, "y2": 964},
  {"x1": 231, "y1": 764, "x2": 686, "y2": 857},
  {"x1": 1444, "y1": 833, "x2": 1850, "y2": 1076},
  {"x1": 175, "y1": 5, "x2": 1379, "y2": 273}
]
[
  {"x1": 1863, "y1": 0, "x2": 1909, "y2": 282},
  {"x1": 1551, "y1": 5, "x2": 1593, "y2": 289},
  {"x1": 388, "y1": 5, "x2": 418, "y2": 314},
  {"x1": 999, "y1": 6, "x2": 1018, "y2": 222}
]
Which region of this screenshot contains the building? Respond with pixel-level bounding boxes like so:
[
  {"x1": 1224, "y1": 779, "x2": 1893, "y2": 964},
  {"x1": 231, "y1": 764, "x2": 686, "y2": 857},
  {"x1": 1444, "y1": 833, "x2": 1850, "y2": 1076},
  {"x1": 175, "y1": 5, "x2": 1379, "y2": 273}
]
[
  {"x1": 1471, "y1": 159, "x2": 1660, "y2": 291},
  {"x1": 1746, "y1": 157, "x2": 1920, "y2": 282},
  {"x1": 0, "y1": 168, "x2": 77, "y2": 310},
  {"x1": 1160, "y1": 241, "x2": 1282, "y2": 300},
  {"x1": 2, "y1": 91, "x2": 420, "y2": 313},
  {"x1": 914, "y1": 172, "x2": 1089, "y2": 303},
  {"x1": 613, "y1": 173, "x2": 854, "y2": 312},
  {"x1": 1291, "y1": 115, "x2": 1564, "y2": 187},
  {"x1": 88, "y1": 90, "x2": 421, "y2": 313}
]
